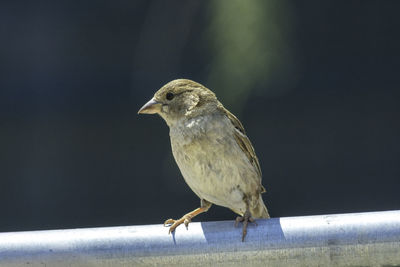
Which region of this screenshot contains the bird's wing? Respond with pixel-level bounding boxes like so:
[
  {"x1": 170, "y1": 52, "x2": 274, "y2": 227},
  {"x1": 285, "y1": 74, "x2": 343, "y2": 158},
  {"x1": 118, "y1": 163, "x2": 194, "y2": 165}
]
[{"x1": 219, "y1": 105, "x2": 265, "y2": 193}]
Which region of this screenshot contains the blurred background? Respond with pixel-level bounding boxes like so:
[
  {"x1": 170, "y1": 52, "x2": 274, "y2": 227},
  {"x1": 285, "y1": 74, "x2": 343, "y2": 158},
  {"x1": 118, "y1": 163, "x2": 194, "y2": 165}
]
[{"x1": 0, "y1": 0, "x2": 399, "y2": 232}]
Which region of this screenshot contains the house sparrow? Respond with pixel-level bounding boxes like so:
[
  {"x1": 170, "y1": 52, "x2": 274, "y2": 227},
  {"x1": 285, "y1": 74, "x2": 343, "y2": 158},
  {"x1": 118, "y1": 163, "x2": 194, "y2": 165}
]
[{"x1": 138, "y1": 79, "x2": 269, "y2": 241}]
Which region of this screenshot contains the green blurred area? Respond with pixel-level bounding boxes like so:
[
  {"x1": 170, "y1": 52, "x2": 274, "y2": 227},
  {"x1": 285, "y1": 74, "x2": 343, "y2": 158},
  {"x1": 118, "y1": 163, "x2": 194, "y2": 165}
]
[{"x1": 206, "y1": 0, "x2": 295, "y2": 113}]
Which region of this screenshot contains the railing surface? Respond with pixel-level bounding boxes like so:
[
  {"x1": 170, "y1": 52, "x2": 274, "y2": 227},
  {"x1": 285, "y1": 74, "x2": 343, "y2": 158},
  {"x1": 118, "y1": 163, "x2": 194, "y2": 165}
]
[{"x1": 0, "y1": 210, "x2": 399, "y2": 266}]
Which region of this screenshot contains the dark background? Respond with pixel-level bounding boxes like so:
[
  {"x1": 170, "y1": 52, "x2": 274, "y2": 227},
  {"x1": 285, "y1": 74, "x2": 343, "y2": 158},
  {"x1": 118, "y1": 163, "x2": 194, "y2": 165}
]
[{"x1": 0, "y1": 1, "x2": 399, "y2": 232}]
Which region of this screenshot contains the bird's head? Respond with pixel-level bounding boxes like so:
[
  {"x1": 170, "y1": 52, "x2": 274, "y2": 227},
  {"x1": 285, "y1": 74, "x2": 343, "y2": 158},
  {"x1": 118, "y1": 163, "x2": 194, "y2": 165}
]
[{"x1": 138, "y1": 79, "x2": 218, "y2": 126}]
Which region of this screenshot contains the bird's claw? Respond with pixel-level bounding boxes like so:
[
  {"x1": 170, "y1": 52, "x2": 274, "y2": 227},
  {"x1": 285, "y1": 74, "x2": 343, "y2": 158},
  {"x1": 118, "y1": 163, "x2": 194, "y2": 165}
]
[
  {"x1": 235, "y1": 215, "x2": 257, "y2": 226},
  {"x1": 163, "y1": 215, "x2": 192, "y2": 234},
  {"x1": 163, "y1": 218, "x2": 175, "y2": 227},
  {"x1": 184, "y1": 218, "x2": 191, "y2": 229},
  {"x1": 234, "y1": 212, "x2": 256, "y2": 242}
]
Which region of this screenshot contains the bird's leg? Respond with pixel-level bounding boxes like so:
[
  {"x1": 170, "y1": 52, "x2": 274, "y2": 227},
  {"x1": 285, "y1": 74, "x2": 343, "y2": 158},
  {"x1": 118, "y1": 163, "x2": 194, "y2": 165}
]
[
  {"x1": 164, "y1": 199, "x2": 212, "y2": 234},
  {"x1": 235, "y1": 207, "x2": 256, "y2": 242}
]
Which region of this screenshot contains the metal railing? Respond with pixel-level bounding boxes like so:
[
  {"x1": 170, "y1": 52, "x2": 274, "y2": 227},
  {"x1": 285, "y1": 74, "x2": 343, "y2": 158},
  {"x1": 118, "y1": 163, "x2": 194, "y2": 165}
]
[{"x1": 0, "y1": 210, "x2": 399, "y2": 266}]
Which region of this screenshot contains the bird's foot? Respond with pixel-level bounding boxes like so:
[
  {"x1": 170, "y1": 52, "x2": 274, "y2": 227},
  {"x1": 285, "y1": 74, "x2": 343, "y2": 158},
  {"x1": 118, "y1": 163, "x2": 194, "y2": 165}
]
[
  {"x1": 163, "y1": 204, "x2": 211, "y2": 234},
  {"x1": 235, "y1": 210, "x2": 257, "y2": 242},
  {"x1": 164, "y1": 214, "x2": 192, "y2": 234}
]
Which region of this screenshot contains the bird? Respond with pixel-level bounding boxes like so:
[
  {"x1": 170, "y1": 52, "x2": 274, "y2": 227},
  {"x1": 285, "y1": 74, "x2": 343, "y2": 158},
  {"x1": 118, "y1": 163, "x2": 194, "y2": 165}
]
[{"x1": 138, "y1": 79, "x2": 269, "y2": 241}]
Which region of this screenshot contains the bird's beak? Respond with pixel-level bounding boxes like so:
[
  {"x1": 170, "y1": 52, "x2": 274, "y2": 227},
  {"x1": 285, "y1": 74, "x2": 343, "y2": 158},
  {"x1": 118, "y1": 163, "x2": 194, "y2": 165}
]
[{"x1": 138, "y1": 98, "x2": 162, "y2": 114}]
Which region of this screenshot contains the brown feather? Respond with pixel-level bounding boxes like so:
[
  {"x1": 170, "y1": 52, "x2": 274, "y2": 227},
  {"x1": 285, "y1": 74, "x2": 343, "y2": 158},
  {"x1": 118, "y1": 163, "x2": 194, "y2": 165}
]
[{"x1": 217, "y1": 104, "x2": 266, "y2": 194}]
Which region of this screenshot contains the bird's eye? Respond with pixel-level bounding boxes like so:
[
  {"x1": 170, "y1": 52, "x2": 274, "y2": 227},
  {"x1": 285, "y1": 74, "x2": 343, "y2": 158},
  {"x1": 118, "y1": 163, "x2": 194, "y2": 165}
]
[{"x1": 166, "y1": 92, "x2": 174, "y2": 100}]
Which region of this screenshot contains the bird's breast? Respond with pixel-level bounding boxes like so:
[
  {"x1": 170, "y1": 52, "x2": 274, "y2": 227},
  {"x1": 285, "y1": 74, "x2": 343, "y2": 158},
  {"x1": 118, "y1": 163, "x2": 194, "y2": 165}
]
[{"x1": 168, "y1": 115, "x2": 258, "y2": 211}]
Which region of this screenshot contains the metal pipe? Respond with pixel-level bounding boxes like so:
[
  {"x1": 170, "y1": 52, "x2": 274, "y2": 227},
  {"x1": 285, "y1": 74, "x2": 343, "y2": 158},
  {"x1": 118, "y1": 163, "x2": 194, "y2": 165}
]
[{"x1": 0, "y1": 210, "x2": 399, "y2": 266}]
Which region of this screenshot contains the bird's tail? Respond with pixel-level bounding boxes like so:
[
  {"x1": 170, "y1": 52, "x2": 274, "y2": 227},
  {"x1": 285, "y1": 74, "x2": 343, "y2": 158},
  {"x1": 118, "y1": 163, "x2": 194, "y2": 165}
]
[{"x1": 251, "y1": 196, "x2": 270, "y2": 218}]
